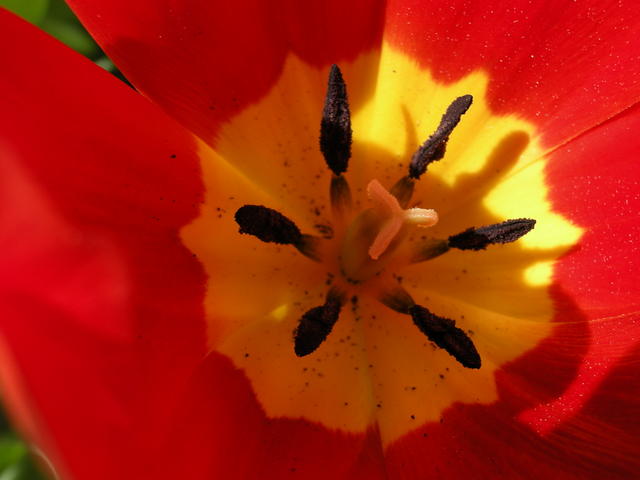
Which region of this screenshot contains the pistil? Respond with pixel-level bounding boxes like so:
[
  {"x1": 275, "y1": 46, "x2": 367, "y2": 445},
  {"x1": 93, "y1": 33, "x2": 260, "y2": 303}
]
[{"x1": 366, "y1": 179, "x2": 438, "y2": 260}]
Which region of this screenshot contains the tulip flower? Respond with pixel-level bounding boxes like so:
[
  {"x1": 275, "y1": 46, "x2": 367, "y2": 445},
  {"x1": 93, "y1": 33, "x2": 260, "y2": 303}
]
[{"x1": 1, "y1": 1, "x2": 639, "y2": 479}]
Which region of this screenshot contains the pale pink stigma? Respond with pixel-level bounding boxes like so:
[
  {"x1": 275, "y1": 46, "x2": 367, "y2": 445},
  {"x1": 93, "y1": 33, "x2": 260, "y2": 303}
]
[{"x1": 366, "y1": 179, "x2": 438, "y2": 260}]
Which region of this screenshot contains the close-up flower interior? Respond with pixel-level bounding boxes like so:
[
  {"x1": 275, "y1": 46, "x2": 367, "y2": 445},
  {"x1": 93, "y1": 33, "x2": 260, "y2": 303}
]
[{"x1": 0, "y1": 1, "x2": 639, "y2": 479}]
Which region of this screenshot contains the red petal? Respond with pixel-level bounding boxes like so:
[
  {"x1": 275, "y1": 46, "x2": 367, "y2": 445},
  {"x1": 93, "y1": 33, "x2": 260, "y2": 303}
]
[
  {"x1": 547, "y1": 102, "x2": 640, "y2": 311},
  {"x1": 384, "y1": 0, "x2": 640, "y2": 149},
  {"x1": 529, "y1": 101, "x2": 640, "y2": 437},
  {"x1": 385, "y1": 103, "x2": 640, "y2": 479},
  {"x1": 0, "y1": 11, "x2": 388, "y2": 479},
  {"x1": 159, "y1": 352, "x2": 387, "y2": 479},
  {"x1": 0, "y1": 10, "x2": 205, "y2": 478},
  {"x1": 66, "y1": 0, "x2": 385, "y2": 143}
]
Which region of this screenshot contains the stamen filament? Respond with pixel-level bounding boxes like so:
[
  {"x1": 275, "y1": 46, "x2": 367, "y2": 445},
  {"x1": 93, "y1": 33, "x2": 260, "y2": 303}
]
[
  {"x1": 389, "y1": 175, "x2": 415, "y2": 208},
  {"x1": 330, "y1": 174, "x2": 352, "y2": 215}
]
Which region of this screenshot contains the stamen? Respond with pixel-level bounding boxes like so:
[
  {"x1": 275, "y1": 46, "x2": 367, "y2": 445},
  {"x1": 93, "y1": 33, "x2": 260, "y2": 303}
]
[
  {"x1": 410, "y1": 238, "x2": 450, "y2": 263},
  {"x1": 293, "y1": 289, "x2": 344, "y2": 356},
  {"x1": 378, "y1": 286, "x2": 480, "y2": 369},
  {"x1": 379, "y1": 286, "x2": 415, "y2": 314},
  {"x1": 235, "y1": 205, "x2": 301, "y2": 244},
  {"x1": 320, "y1": 64, "x2": 352, "y2": 175},
  {"x1": 234, "y1": 205, "x2": 321, "y2": 260},
  {"x1": 390, "y1": 176, "x2": 415, "y2": 208},
  {"x1": 367, "y1": 179, "x2": 438, "y2": 260},
  {"x1": 409, "y1": 95, "x2": 473, "y2": 179},
  {"x1": 330, "y1": 174, "x2": 352, "y2": 214},
  {"x1": 410, "y1": 218, "x2": 537, "y2": 263},
  {"x1": 448, "y1": 218, "x2": 536, "y2": 251},
  {"x1": 296, "y1": 235, "x2": 322, "y2": 262},
  {"x1": 409, "y1": 305, "x2": 481, "y2": 369}
]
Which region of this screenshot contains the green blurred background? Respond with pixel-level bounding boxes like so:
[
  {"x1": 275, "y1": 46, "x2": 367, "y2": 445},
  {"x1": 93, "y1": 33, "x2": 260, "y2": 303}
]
[
  {"x1": 1, "y1": 0, "x2": 127, "y2": 81},
  {"x1": 0, "y1": 1, "x2": 124, "y2": 477}
]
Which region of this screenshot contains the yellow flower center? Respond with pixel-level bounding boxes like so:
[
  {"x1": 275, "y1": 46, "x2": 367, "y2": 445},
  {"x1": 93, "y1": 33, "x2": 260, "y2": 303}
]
[{"x1": 181, "y1": 47, "x2": 582, "y2": 445}]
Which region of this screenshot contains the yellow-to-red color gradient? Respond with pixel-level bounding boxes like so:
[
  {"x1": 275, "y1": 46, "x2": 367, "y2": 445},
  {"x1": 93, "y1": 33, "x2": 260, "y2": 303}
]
[
  {"x1": 1, "y1": 1, "x2": 639, "y2": 479},
  {"x1": 183, "y1": 51, "x2": 581, "y2": 444}
]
